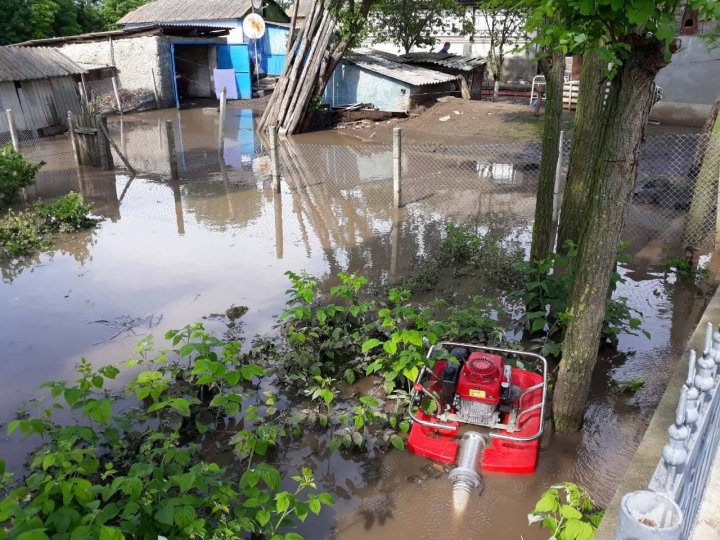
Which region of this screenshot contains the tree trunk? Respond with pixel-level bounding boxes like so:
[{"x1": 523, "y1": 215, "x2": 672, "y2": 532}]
[
  {"x1": 553, "y1": 38, "x2": 668, "y2": 433},
  {"x1": 556, "y1": 50, "x2": 608, "y2": 253},
  {"x1": 683, "y1": 97, "x2": 720, "y2": 247},
  {"x1": 530, "y1": 51, "x2": 565, "y2": 262}
]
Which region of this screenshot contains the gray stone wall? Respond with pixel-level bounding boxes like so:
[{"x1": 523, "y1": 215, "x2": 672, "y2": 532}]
[{"x1": 56, "y1": 35, "x2": 223, "y2": 109}]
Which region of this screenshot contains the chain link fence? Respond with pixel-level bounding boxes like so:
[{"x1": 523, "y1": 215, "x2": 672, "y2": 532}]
[{"x1": 5, "y1": 106, "x2": 719, "y2": 256}]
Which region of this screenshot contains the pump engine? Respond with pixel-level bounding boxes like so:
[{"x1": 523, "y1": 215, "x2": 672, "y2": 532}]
[{"x1": 438, "y1": 350, "x2": 509, "y2": 428}]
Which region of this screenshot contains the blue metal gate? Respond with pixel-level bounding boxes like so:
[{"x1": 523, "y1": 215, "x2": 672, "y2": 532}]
[{"x1": 217, "y1": 44, "x2": 252, "y2": 100}]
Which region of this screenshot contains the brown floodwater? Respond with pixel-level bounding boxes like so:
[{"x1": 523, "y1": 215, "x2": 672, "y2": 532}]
[{"x1": 0, "y1": 106, "x2": 713, "y2": 539}]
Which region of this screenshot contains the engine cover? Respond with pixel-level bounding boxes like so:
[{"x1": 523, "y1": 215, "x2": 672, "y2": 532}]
[{"x1": 455, "y1": 352, "x2": 504, "y2": 426}]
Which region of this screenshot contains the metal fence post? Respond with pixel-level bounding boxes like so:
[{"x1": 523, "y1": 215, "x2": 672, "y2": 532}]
[
  {"x1": 550, "y1": 129, "x2": 565, "y2": 250},
  {"x1": 269, "y1": 125, "x2": 280, "y2": 193},
  {"x1": 393, "y1": 127, "x2": 402, "y2": 208},
  {"x1": 218, "y1": 86, "x2": 227, "y2": 154},
  {"x1": 5, "y1": 109, "x2": 20, "y2": 151},
  {"x1": 165, "y1": 120, "x2": 179, "y2": 180}
]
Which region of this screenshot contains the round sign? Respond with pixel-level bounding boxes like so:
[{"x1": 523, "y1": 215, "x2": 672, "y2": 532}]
[
  {"x1": 251, "y1": 0, "x2": 262, "y2": 10},
  {"x1": 243, "y1": 13, "x2": 266, "y2": 40}
]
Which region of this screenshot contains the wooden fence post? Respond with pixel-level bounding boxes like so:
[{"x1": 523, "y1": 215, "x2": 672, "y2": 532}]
[
  {"x1": 393, "y1": 127, "x2": 402, "y2": 208},
  {"x1": 96, "y1": 118, "x2": 136, "y2": 175},
  {"x1": 94, "y1": 115, "x2": 114, "y2": 170},
  {"x1": 67, "y1": 111, "x2": 81, "y2": 167},
  {"x1": 269, "y1": 125, "x2": 280, "y2": 193},
  {"x1": 218, "y1": 86, "x2": 227, "y2": 153},
  {"x1": 165, "y1": 120, "x2": 179, "y2": 180},
  {"x1": 5, "y1": 109, "x2": 20, "y2": 151}
]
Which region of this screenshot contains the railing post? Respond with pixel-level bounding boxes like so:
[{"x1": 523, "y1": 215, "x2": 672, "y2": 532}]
[
  {"x1": 393, "y1": 127, "x2": 402, "y2": 208},
  {"x1": 218, "y1": 86, "x2": 227, "y2": 153},
  {"x1": 493, "y1": 80, "x2": 499, "y2": 102},
  {"x1": 269, "y1": 124, "x2": 280, "y2": 193},
  {"x1": 165, "y1": 120, "x2": 179, "y2": 181},
  {"x1": 5, "y1": 109, "x2": 20, "y2": 151}
]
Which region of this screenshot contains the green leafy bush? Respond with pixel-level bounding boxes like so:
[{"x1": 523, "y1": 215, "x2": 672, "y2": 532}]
[
  {"x1": 0, "y1": 144, "x2": 42, "y2": 208},
  {"x1": 0, "y1": 327, "x2": 335, "y2": 539},
  {"x1": 512, "y1": 242, "x2": 648, "y2": 357},
  {"x1": 528, "y1": 482, "x2": 603, "y2": 540},
  {"x1": 0, "y1": 192, "x2": 99, "y2": 259},
  {"x1": 36, "y1": 191, "x2": 99, "y2": 232}
]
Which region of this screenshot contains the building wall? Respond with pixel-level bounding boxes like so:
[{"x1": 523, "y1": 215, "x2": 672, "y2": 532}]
[
  {"x1": 0, "y1": 76, "x2": 81, "y2": 136},
  {"x1": 651, "y1": 34, "x2": 720, "y2": 126},
  {"x1": 323, "y1": 63, "x2": 412, "y2": 112}
]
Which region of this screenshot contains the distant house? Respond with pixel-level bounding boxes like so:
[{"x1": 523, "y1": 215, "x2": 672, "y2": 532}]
[
  {"x1": 119, "y1": 0, "x2": 292, "y2": 79},
  {"x1": 323, "y1": 50, "x2": 461, "y2": 112},
  {"x1": 0, "y1": 46, "x2": 86, "y2": 140}
]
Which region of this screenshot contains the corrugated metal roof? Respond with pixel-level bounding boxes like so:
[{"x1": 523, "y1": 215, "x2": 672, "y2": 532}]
[
  {"x1": 401, "y1": 52, "x2": 486, "y2": 72},
  {"x1": 119, "y1": 0, "x2": 253, "y2": 24},
  {"x1": 16, "y1": 25, "x2": 163, "y2": 46},
  {"x1": 344, "y1": 52, "x2": 460, "y2": 87},
  {"x1": 0, "y1": 46, "x2": 86, "y2": 82}
]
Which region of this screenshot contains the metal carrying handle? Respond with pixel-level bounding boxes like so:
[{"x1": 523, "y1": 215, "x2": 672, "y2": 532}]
[
  {"x1": 411, "y1": 342, "x2": 548, "y2": 443},
  {"x1": 407, "y1": 365, "x2": 458, "y2": 431}
]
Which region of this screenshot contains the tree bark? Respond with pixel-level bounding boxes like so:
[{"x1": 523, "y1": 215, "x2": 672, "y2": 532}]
[
  {"x1": 553, "y1": 38, "x2": 668, "y2": 433},
  {"x1": 556, "y1": 50, "x2": 608, "y2": 253},
  {"x1": 683, "y1": 97, "x2": 720, "y2": 247},
  {"x1": 530, "y1": 51, "x2": 565, "y2": 262}
]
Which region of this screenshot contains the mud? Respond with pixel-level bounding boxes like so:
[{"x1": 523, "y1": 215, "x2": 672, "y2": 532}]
[{"x1": 0, "y1": 105, "x2": 712, "y2": 539}]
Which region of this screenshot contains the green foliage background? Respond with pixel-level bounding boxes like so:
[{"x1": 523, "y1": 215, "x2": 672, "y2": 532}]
[{"x1": 0, "y1": 0, "x2": 150, "y2": 45}]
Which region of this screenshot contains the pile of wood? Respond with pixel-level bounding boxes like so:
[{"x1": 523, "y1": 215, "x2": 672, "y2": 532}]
[{"x1": 259, "y1": 0, "x2": 374, "y2": 136}]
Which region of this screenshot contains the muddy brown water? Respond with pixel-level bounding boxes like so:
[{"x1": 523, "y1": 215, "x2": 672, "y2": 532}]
[{"x1": 0, "y1": 107, "x2": 712, "y2": 539}]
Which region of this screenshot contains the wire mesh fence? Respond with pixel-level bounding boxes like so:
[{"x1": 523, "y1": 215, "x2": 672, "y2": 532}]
[{"x1": 5, "y1": 102, "x2": 719, "y2": 257}]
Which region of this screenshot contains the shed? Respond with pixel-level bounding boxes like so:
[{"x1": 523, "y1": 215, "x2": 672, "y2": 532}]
[
  {"x1": 118, "y1": 0, "x2": 291, "y2": 77},
  {"x1": 323, "y1": 51, "x2": 461, "y2": 113},
  {"x1": 400, "y1": 52, "x2": 486, "y2": 100},
  {"x1": 0, "y1": 46, "x2": 86, "y2": 139}
]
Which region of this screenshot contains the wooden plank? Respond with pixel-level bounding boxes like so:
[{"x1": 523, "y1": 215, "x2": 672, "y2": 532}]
[{"x1": 74, "y1": 127, "x2": 98, "y2": 135}]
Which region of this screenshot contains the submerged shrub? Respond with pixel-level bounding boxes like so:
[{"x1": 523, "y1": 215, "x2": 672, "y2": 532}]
[
  {"x1": 0, "y1": 144, "x2": 42, "y2": 208},
  {"x1": 0, "y1": 192, "x2": 99, "y2": 259},
  {"x1": 36, "y1": 191, "x2": 99, "y2": 232}
]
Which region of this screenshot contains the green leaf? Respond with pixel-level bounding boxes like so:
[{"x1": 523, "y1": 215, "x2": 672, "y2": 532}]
[
  {"x1": 169, "y1": 398, "x2": 191, "y2": 417},
  {"x1": 172, "y1": 472, "x2": 196, "y2": 492},
  {"x1": 17, "y1": 531, "x2": 50, "y2": 540},
  {"x1": 174, "y1": 505, "x2": 196, "y2": 528},
  {"x1": 256, "y1": 509, "x2": 271, "y2": 527},
  {"x1": 317, "y1": 493, "x2": 335, "y2": 506},
  {"x1": 560, "y1": 504, "x2": 583, "y2": 520},
  {"x1": 154, "y1": 501, "x2": 175, "y2": 526},
  {"x1": 284, "y1": 534, "x2": 304, "y2": 540},
  {"x1": 98, "y1": 526, "x2": 125, "y2": 540},
  {"x1": 308, "y1": 497, "x2": 321, "y2": 515},
  {"x1": 390, "y1": 434, "x2": 404, "y2": 450},
  {"x1": 275, "y1": 492, "x2": 293, "y2": 513},
  {"x1": 362, "y1": 339, "x2": 381, "y2": 354},
  {"x1": 531, "y1": 318, "x2": 546, "y2": 332},
  {"x1": 534, "y1": 492, "x2": 559, "y2": 513}
]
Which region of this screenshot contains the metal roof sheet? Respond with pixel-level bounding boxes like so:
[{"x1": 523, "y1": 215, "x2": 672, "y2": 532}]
[
  {"x1": 0, "y1": 46, "x2": 86, "y2": 82},
  {"x1": 119, "y1": 0, "x2": 263, "y2": 24},
  {"x1": 344, "y1": 52, "x2": 460, "y2": 87},
  {"x1": 401, "y1": 52, "x2": 486, "y2": 72}
]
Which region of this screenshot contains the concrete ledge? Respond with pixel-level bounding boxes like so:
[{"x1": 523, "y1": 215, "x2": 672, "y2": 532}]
[
  {"x1": 596, "y1": 285, "x2": 720, "y2": 539},
  {"x1": 650, "y1": 102, "x2": 711, "y2": 127}
]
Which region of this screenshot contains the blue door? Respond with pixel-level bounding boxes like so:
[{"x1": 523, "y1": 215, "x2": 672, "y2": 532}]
[
  {"x1": 217, "y1": 44, "x2": 252, "y2": 99},
  {"x1": 261, "y1": 26, "x2": 289, "y2": 76}
]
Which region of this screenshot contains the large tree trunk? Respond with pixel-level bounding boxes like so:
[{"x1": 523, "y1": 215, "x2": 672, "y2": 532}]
[
  {"x1": 259, "y1": 0, "x2": 373, "y2": 135},
  {"x1": 553, "y1": 38, "x2": 667, "y2": 433},
  {"x1": 556, "y1": 50, "x2": 608, "y2": 253},
  {"x1": 530, "y1": 51, "x2": 565, "y2": 262},
  {"x1": 683, "y1": 97, "x2": 720, "y2": 247}
]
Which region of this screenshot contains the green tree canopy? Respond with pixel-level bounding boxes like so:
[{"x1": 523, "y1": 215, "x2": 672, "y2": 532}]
[
  {"x1": 0, "y1": 0, "x2": 150, "y2": 45},
  {"x1": 369, "y1": 0, "x2": 470, "y2": 54}
]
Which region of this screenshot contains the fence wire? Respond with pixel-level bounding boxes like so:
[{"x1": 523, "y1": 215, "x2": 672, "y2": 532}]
[{"x1": 8, "y1": 109, "x2": 720, "y2": 258}]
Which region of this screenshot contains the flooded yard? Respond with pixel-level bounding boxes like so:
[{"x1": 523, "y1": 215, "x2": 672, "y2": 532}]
[{"x1": 0, "y1": 106, "x2": 714, "y2": 539}]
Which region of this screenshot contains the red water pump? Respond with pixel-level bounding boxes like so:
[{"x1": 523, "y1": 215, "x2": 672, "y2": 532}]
[{"x1": 407, "y1": 342, "x2": 547, "y2": 475}]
